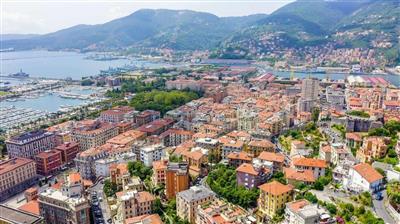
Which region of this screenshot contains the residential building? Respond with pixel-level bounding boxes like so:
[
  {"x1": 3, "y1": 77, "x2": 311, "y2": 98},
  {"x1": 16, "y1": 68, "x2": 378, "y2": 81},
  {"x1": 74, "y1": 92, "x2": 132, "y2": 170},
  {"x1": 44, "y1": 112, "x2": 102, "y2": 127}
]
[
  {"x1": 356, "y1": 136, "x2": 390, "y2": 163},
  {"x1": 284, "y1": 167, "x2": 315, "y2": 186},
  {"x1": 94, "y1": 152, "x2": 136, "y2": 177},
  {"x1": 301, "y1": 78, "x2": 319, "y2": 100},
  {"x1": 74, "y1": 146, "x2": 108, "y2": 180},
  {"x1": 227, "y1": 151, "x2": 252, "y2": 168},
  {"x1": 181, "y1": 147, "x2": 208, "y2": 177},
  {"x1": 290, "y1": 140, "x2": 311, "y2": 158},
  {"x1": 99, "y1": 106, "x2": 134, "y2": 123},
  {"x1": 284, "y1": 199, "x2": 320, "y2": 224},
  {"x1": 236, "y1": 163, "x2": 270, "y2": 189},
  {"x1": 110, "y1": 163, "x2": 130, "y2": 189},
  {"x1": 6, "y1": 130, "x2": 56, "y2": 159},
  {"x1": 140, "y1": 144, "x2": 165, "y2": 167},
  {"x1": 151, "y1": 160, "x2": 168, "y2": 186},
  {"x1": 292, "y1": 158, "x2": 327, "y2": 179},
  {"x1": 124, "y1": 214, "x2": 163, "y2": 224},
  {"x1": 345, "y1": 132, "x2": 363, "y2": 149},
  {"x1": 54, "y1": 142, "x2": 80, "y2": 165},
  {"x1": 137, "y1": 118, "x2": 174, "y2": 136},
  {"x1": 106, "y1": 130, "x2": 146, "y2": 147},
  {"x1": 195, "y1": 198, "x2": 256, "y2": 224},
  {"x1": 164, "y1": 129, "x2": 194, "y2": 147},
  {"x1": 0, "y1": 204, "x2": 43, "y2": 224},
  {"x1": 38, "y1": 173, "x2": 90, "y2": 224},
  {"x1": 71, "y1": 120, "x2": 119, "y2": 151},
  {"x1": 258, "y1": 181, "x2": 294, "y2": 219},
  {"x1": 135, "y1": 110, "x2": 161, "y2": 126},
  {"x1": 0, "y1": 158, "x2": 37, "y2": 201},
  {"x1": 35, "y1": 149, "x2": 62, "y2": 176},
  {"x1": 257, "y1": 152, "x2": 285, "y2": 172},
  {"x1": 220, "y1": 138, "x2": 244, "y2": 160},
  {"x1": 344, "y1": 163, "x2": 383, "y2": 193},
  {"x1": 237, "y1": 109, "x2": 258, "y2": 131},
  {"x1": 116, "y1": 190, "x2": 155, "y2": 220},
  {"x1": 248, "y1": 139, "x2": 275, "y2": 157},
  {"x1": 176, "y1": 186, "x2": 216, "y2": 223},
  {"x1": 165, "y1": 162, "x2": 189, "y2": 199}
]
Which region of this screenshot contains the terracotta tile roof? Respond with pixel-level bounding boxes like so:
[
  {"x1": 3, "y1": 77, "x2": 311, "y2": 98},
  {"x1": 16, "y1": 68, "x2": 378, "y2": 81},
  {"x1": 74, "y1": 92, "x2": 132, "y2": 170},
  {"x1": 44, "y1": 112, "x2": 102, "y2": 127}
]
[
  {"x1": 236, "y1": 163, "x2": 259, "y2": 176},
  {"x1": 227, "y1": 152, "x2": 252, "y2": 161},
  {"x1": 346, "y1": 132, "x2": 362, "y2": 141},
  {"x1": 249, "y1": 139, "x2": 275, "y2": 148},
  {"x1": 153, "y1": 160, "x2": 168, "y2": 171},
  {"x1": 186, "y1": 150, "x2": 204, "y2": 161},
  {"x1": 293, "y1": 157, "x2": 327, "y2": 168},
  {"x1": 125, "y1": 214, "x2": 163, "y2": 224},
  {"x1": 68, "y1": 172, "x2": 81, "y2": 183},
  {"x1": 137, "y1": 191, "x2": 156, "y2": 203},
  {"x1": 257, "y1": 152, "x2": 284, "y2": 163},
  {"x1": 258, "y1": 181, "x2": 293, "y2": 196},
  {"x1": 18, "y1": 200, "x2": 40, "y2": 216},
  {"x1": 353, "y1": 163, "x2": 383, "y2": 183},
  {"x1": 287, "y1": 199, "x2": 310, "y2": 213},
  {"x1": 321, "y1": 145, "x2": 332, "y2": 153},
  {"x1": 284, "y1": 167, "x2": 315, "y2": 183},
  {"x1": 25, "y1": 187, "x2": 37, "y2": 194}
]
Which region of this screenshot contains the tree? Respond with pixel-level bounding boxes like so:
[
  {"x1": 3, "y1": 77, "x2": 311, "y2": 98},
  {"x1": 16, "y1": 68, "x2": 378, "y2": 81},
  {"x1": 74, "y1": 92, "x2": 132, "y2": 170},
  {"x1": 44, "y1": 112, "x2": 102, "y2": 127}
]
[
  {"x1": 127, "y1": 161, "x2": 153, "y2": 180},
  {"x1": 152, "y1": 198, "x2": 163, "y2": 216},
  {"x1": 103, "y1": 179, "x2": 118, "y2": 197},
  {"x1": 304, "y1": 192, "x2": 318, "y2": 203},
  {"x1": 311, "y1": 107, "x2": 320, "y2": 122}
]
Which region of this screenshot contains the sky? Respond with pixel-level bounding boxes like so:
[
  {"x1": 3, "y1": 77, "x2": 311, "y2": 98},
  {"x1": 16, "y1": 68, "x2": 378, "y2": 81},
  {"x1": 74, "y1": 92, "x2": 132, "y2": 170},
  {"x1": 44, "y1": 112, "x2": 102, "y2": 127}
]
[{"x1": 1, "y1": 0, "x2": 293, "y2": 34}]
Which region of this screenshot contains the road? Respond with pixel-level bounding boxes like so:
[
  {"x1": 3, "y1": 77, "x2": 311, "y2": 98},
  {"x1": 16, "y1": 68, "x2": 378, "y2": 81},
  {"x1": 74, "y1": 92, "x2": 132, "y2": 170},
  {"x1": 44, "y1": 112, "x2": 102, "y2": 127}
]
[
  {"x1": 373, "y1": 190, "x2": 396, "y2": 224},
  {"x1": 89, "y1": 179, "x2": 113, "y2": 224}
]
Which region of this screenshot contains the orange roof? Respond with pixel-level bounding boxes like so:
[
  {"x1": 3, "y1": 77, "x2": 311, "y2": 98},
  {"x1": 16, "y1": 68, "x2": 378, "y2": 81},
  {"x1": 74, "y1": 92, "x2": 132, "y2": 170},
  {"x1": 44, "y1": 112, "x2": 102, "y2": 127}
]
[
  {"x1": 153, "y1": 160, "x2": 168, "y2": 171},
  {"x1": 257, "y1": 152, "x2": 285, "y2": 163},
  {"x1": 83, "y1": 179, "x2": 93, "y2": 188},
  {"x1": 284, "y1": 167, "x2": 315, "y2": 183},
  {"x1": 227, "y1": 151, "x2": 252, "y2": 161},
  {"x1": 293, "y1": 157, "x2": 327, "y2": 168},
  {"x1": 69, "y1": 172, "x2": 81, "y2": 183},
  {"x1": 236, "y1": 163, "x2": 259, "y2": 176},
  {"x1": 259, "y1": 181, "x2": 293, "y2": 195},
  {"x1": 187, "y1": 150, "x2": 204, "y2": 161},
  {"x1": 25, "y1": 187, "x2": 37, "y2": 194},
  {"x1": 287, "y1": 199, "x2": 310, "y2": 212},
  {"x1": 18, "y1": 200, "x2": 40, "y2": 215},
  {"x1": 346, "y1": 132, "x2": 362, "y2": 141},
  {"x1": 125, "y1": 214, "x2": 163, "y2": 224},
  {"x1": 353, "y1": 163, "x2": 383, "y2": 183},
  {"x1": 249, "y1": 139, "x2": 275, "y2": 149},
  {"x1": 137, "y1": 191, "x2": 156, "y2": 203}
]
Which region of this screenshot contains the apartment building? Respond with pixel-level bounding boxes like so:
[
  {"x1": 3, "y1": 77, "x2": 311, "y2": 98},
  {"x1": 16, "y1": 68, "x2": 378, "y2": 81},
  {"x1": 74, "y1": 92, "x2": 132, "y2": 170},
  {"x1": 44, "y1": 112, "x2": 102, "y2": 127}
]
[
  {"x1": 301, "y1": 78, "x2": 320, "y2": 100},
  {"x1": 74, "y1": 147, "x2": 108, "y2": 180},
  {"x1": 258, "y1": 181, "x2": 294, "y2": 219},
  {"x1": 151, "y1": 160, "x2": 168, "y2": 186},
  {"x1": 257, "y1": 152, "x2": 285, "y2": 172},
  {"x1": 220, "y1": 138, "x2": 244, "y2": 160},
  {"x1": 38, "y1": 173, "x2": 90, "y2": 224},
  {"x1": 227, "y1": 151, "x2": 252, "y2": 168},
  {"x1": 140, "y1": 144, "x2": 165, "y2": 167},
  {"x1": 177, "y1": 186, "x2": 216, "y2": 223},
  {"x1": 284, "y1": 167, "x2": 315, "y2": 186},
  {"x1": 236, "y1": 163, "x2": 270, "y2": 189},
  {"x1": 162, "y1": 129, "x2": 194, "y2": 147},
  {"x1": 110, "y1": 163, "x2": 130, "y2": 189},
  {"x1": 356, "y1": 136, "x2": 390, "y2": 163},
  {"x1": 54, "y1": 142, "x2": 80, "y2": 165},
  {"x1": 6, "y1": 130, "x2": 56, "y2": 159},
  {"x1": 116, "y1": 190, "x2": 155, "y2": 220},
  {"x1": 124, "y1": 214, "x2": 163, "y2": 224},
  {"x1": 292, "y1": 157, "x2": 327, "y2": 179},
  {"x1": 135, "y1": 110, "x2": 161, "y2": 126},
  {"x1": 344, "y1": 163, "x2": 384, "y2": 193},
  {"x1": 71, "y1": 120, "x2": 119, "y2": 151},
  {"x1": 248, "y1": 139, "x2": 275, "y2": 157},
  {"x1": 137, "y1": 118, "x2": 174, "y2": 136},
  {"x1": 165, "y1": 162, "x2": 189, "y2": 199},
  {"x1": 106, "y1": 130, "x2": 146, "y2": 148},
  {"x1": 0, "y1": 158, "x2": 37, "y2": 201},
  {"x1": 35, "y1": 149, "x2": 62, "y2": 176},
  {"x1": 99, "y1": 106, "x2": 134, "y2": 123},
  {"x1": 237, "y1": 109, "x2": 258, "y2": 131},
  {"x1": 284, "y1": 200, "x2": 320, "y2": 224}
]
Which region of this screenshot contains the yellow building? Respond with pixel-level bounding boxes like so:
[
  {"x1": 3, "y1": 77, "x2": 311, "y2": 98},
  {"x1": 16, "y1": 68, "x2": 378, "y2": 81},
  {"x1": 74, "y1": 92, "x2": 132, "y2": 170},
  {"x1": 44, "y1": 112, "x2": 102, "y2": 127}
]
[{"x1": 258, "y1": 181, "x2": 294, "y2": 220}]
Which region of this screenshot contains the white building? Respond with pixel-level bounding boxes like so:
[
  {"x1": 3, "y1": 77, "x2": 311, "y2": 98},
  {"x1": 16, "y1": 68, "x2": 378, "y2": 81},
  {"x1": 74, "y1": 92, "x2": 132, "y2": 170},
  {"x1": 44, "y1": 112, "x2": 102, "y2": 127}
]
[
  {"x1": 284, "y1": 200, "x2": 319, "y2": 224},
  {"x1": 140, "y1": 144, "x2": 165, "y2": 167},
  {"x1": 344, "y1": 163, "x2": 383, "y2": 193},
  {"x1": 94, "y1": 152, "x2": 136, "y2": 177}
]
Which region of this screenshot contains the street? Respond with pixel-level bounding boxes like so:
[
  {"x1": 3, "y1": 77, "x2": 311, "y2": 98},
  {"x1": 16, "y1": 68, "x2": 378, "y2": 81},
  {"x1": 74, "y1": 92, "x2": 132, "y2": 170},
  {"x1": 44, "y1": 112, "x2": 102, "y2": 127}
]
[
  {"x1": 372, "y1": 190, "x2": 396, "y2": 224},
  {"x1": 89, "y1": 179, "x2": 113, "y2": 224}
]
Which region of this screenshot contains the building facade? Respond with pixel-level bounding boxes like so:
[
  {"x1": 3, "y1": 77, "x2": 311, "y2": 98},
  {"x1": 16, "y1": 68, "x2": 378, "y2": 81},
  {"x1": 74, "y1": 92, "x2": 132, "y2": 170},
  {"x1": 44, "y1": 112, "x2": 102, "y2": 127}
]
[{"x1": 6, "y1": 130, "x2": 56, "y2": 159}]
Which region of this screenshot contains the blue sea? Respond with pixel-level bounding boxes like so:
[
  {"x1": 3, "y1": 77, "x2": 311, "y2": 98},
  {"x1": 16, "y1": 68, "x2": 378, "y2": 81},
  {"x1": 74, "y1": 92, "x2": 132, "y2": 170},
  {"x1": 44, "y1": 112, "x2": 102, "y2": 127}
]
[{"x1": 0, "y1": 50, "x2": 165, "y2": 80}]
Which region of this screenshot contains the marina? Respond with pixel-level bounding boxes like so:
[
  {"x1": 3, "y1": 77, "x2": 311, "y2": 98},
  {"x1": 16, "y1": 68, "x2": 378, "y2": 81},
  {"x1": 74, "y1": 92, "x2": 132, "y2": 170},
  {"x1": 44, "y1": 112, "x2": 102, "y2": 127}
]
[{"x1": 0, "y1": 106, "x2": 48, "y2": 131}]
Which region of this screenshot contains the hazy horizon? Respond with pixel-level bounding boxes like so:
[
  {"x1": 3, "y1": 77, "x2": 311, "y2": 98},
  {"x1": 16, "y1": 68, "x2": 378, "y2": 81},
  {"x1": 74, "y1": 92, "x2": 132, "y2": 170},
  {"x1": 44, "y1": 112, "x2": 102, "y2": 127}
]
[{"x1": 1, "y1": 0, "x2": 293, "y2": 35}]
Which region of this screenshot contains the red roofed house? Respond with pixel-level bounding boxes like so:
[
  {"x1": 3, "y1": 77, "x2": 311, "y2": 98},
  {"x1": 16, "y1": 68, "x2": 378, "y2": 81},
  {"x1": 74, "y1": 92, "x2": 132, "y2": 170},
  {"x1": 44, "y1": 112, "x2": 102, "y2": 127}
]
[
  {"x1": 257, "y1": 151, "x2": 285, "y2": 172},
  {"x1": 345, "y1": 163, "x2": 383, "y2": 193},
  {"x1": 227, "y1": 151, "x2": 252, "y2": 168},
  {"x1": 236, "y1": 163, "x2": 270, "y2": 189},
  {"x1": 292, "y1": 158, "x2": 327, "y2": 179},
  {"x1": 284, "y1": 167, "x2": 315, "y2": 186}
]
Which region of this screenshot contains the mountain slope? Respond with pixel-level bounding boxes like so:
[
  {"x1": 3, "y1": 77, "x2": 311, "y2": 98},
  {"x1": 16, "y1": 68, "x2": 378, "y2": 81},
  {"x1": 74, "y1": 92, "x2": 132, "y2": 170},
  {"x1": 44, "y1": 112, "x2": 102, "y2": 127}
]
[{"x1": 1, "y1": 9, "x2": 266, "y2": 51}]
